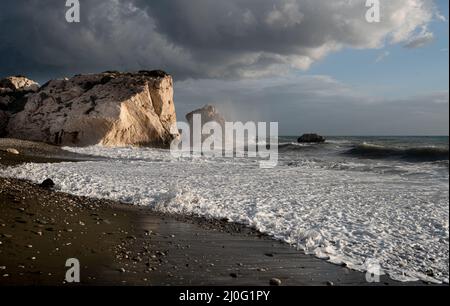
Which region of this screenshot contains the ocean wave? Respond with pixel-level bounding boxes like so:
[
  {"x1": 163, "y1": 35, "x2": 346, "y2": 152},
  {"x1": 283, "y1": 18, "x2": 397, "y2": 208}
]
[
  {"x1": 278, "y1": 142, "x2": 323, "y2": 152},
  {"x1": 1, "y1": 153, "x2": 448, "y2": 284},
  {"x1": 345, "y1": 143, "x2": 449, "y2": 162}
]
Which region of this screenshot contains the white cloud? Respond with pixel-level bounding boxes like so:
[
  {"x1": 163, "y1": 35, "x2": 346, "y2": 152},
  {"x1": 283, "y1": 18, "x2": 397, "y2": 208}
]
[{"x1": 403, "y1": 27, "x2": 435, "y2": 48}]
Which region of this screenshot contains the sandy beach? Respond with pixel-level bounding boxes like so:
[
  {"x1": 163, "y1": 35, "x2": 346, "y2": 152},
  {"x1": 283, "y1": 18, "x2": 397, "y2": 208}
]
[{"x1": 0, "y1": 139, "x2": 435, "y2": 286}]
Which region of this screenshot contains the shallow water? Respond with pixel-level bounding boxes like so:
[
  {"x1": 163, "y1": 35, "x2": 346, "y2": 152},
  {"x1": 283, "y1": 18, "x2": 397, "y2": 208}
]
[{"x1": 1, "y1": 136, "x2": 448, "y2": 283}]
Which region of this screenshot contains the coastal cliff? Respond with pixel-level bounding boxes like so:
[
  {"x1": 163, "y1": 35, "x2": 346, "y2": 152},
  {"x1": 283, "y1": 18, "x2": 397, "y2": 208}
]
[{"x1": 1, "y1": 71, "x2": 178, "y2": 147}]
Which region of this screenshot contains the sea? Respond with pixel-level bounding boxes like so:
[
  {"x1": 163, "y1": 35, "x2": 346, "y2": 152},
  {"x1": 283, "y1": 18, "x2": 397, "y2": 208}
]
[{"x1": 1, "y1": 136, "x2": 448, "y2": 283}]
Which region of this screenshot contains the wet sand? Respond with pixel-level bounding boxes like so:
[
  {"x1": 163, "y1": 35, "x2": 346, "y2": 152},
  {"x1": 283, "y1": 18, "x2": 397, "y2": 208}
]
[{"x1": 0, "y1": 139, "x2": 429, "y2": 286}]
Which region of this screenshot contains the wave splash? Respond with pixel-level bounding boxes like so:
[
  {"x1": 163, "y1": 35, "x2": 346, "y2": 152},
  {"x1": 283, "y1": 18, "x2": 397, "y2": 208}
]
[{"x1": 344, "y1": 143, "x2": 449, "y2": 162}]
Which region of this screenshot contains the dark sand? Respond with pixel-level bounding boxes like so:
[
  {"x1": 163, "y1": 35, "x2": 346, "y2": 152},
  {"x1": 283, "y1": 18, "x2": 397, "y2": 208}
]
[{"x1": 0, "y1": 139, "x2": 429, "y2": 286}]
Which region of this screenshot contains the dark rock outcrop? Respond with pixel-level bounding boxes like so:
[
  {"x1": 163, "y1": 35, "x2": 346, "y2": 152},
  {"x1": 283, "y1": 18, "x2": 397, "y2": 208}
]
[
  {"x1": 185, "y1": 105, "x2": 226, "y2": 145},
  {"x1": 0, "y1": 110, "x2": 8, "y2": 137},
  {"x1": 0, "y1": 76, "x2": 39, "y2": 114},
  {"x1": 298, "y1": 133, "x2": 326, "y2": 143},
  {"x1": 186, "y1": 105, "x2": 225, "y2": 128}
]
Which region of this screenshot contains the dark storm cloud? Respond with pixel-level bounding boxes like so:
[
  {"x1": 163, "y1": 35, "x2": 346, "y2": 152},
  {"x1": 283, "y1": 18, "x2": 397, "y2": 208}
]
[{"x1": 0, "y1": 0, "x2": 440, "y2": 81}]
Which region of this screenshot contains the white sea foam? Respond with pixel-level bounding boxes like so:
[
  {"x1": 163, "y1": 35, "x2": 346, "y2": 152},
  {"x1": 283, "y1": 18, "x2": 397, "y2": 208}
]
[{"x1": 1, "y1": 145, "x2": 448, "y2": 283}]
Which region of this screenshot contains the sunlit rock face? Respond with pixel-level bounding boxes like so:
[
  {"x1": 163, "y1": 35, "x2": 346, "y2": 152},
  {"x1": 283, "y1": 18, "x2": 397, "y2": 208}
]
[{"x1": 7, "y1": 71, "x2": 178, "y2": 147}]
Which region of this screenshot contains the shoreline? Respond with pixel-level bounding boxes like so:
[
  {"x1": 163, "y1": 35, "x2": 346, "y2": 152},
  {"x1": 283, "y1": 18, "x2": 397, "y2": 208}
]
[{"x1": 0, "y1": 139, "x2": 436, "y2": 286}]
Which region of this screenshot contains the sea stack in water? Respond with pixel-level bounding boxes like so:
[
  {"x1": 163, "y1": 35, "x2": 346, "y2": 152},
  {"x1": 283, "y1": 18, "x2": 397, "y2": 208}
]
[
  {"x1": 5, "y1": 70, "x2": 178, "y2": 147},
  {"x1": 185, "y1": 105, "x2": 226, "y2": 144},
  {"x1": 298, "y1": 133, "x2": 326, "y2": 143},
  {"x1": 186, "y1": 105, "x2": 226, "y2": 128}
]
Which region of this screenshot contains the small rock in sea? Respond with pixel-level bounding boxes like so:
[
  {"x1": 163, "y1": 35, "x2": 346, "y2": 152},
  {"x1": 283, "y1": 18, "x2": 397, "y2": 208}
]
[
  {"x1": 264, "y1": 253, "x2": 274, "y2": 257},
  {"x1": 230, "y1": 273, "x2": 238, "y2": 278},
  {"x1": 297, "y1": 133, "x2": 326, "y2": 143},
  {"x1": 40, "y1": 179, "x2": 55, "y2": 189},
  {"x1": 270, "y1": 278, "x2": 282, "y2": 286},
  {"x1": 326, "y1": 281, "x2": 334, "y2": 286},
  {"x1": 6, "y1": 148, "x2": 20, "y2": 155}
]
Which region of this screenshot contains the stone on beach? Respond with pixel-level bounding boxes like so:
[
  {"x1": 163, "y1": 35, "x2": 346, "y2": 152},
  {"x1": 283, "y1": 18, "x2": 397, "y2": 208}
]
[
  {"x1": 4, "y1": 148, "x2": 19, "y2": 155},
  {"x1": 39, "y1": 179, "x2": 55, "y2": 189},
  {"x1": 269, "y1": 278, "x2": 282, "y2": 286}
]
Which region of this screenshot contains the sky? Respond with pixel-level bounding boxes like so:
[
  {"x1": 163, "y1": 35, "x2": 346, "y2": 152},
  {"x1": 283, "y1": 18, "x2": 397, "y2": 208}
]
[{"x1": 0, "y1": 0, "x2": 448, "y2": 135}]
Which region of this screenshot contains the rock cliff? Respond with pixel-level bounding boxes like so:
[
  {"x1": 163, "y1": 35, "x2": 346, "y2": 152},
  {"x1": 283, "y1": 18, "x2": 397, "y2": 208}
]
[
  {"x1": 5, "y1": 71, "x2": 178, "y2": 147},
  {"x1": 1, "y1": 76, "x2": 40, "y2": 136},
  {"x1": 0, "y1": 110, "x2": 8, "y2": 136}
]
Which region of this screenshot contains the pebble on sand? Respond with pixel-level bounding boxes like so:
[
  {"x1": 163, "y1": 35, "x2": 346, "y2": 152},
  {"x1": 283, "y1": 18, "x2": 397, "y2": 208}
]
[
  {"x1": 270, "y1": 278, "x2": 282, "y2": 286},
  {"x1": 40, "y1": 178, "x2": 55, "y2": 189},
  {"x1": 5, "y1": 148, "x2": 20, "y2": 155}
]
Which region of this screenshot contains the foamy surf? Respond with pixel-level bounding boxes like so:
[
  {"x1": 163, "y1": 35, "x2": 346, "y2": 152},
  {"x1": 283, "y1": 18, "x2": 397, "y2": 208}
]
[{"x1": 1, "y1": 143, "x2": 448, "y2": 284}]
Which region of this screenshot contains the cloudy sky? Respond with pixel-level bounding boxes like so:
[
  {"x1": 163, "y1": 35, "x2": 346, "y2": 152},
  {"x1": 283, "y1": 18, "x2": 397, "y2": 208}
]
[{"x1": 0, "y1": 0, "x2": 448, "y2": 135}]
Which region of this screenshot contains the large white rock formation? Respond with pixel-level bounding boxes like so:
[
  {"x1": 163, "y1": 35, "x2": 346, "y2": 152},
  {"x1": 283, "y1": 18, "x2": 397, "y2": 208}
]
[{"x1": 6, "y1": 71, "x2": 178, "y2": 147}]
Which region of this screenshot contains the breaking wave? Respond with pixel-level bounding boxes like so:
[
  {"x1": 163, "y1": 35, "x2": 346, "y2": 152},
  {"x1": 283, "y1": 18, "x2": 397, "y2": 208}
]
[{"x1": 344, "y1": 143, "x2": 449, "y2": 162}]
